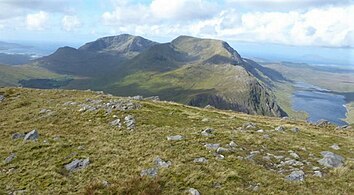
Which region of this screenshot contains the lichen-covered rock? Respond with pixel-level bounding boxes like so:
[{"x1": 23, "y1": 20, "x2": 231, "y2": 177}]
[
  {"x1": 124, "y1": 115, "x2": 135, "y2": 130},
  {"x1": 193, "y1": 157, "x2": 208, "y2": 163},
  {"x1": 140, "y1": 167, "x2": 158, "y2": 177},
  {"x1": 154, "y1": 156, "x2": 171, "y2": 168}
]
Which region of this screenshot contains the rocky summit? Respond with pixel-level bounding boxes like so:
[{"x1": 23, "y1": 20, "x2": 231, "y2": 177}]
[{"x1": 0, "y1": 87, "x2": 353, "y2": 194}]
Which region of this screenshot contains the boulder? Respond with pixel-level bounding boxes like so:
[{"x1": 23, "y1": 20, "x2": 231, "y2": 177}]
[
  {"x1": 201, "y1": 128, "x2": 214, "y2": 136},
  {"x1": 140, "y1": 167, "x2": 158, "y2": 177},
  {"x1": 289, "y1": 152, "x2": 300, "y2": 159},
  {"x1": 4, "y1": 153, "x2": 16, "y2": 164},
  {"x1": 228, "y1": 141, "x2": 237, "y2": 148},
  {"x1": 64, "y1": 158, "x2": 90, "y2": 172},
  {"x1": 154, "y1": 156, "x2": 171, "y2": 168},
  {"x1": 318, "y1": 151, "x2": 345, "y2": 168},
  {"x1": 256, "y1": 129, "x2": 264, "y2": 133},
  {"x1": 167, "y1": 135, "x2": 183, "y2": 141},
  {"x1": 124, "y1": 115, "x2": 135, "y2": 130},
  {"x1": 23, "y1": 129, "x2": 39, "y2": 141},
  {"x1": 216, "y1": 147, "x2": 230, "y2": 154},
  {"x1": 314, "y1": 170, "x2": 323, "y2": 177},
  {"x1": 0, "y1": 95, "x2": 4, "y2": 102},
  {"x1": 285, "y1": 170, "x2": 305, "y2": 181},
  {"x1": 188, "y1": 188, "x2": 200, "y2": 195},
  {"x1": 193, "y1": 157, "x2": 208, "y2": 163}
]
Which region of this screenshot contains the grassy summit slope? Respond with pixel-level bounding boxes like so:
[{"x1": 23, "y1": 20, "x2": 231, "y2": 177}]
[{"x1": 0, "y1": 87, "x2": 353, "y2": 194}]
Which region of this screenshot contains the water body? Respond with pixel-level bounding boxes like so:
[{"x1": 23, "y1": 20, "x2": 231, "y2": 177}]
[{"x1": 292, "y1": 82, "x2": 348, "y2": 126}]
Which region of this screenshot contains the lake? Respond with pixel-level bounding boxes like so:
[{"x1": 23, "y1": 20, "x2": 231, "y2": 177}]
[{"x1": 292, "y1": 82, "x2": 348, "y2": 126}]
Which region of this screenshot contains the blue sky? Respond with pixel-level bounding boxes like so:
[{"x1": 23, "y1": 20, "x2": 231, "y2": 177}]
[{"x1": 0, "y1": 0, "x2": 353, "y2": 49}]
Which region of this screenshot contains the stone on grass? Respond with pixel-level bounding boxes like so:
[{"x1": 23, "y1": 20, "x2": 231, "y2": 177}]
[
  {"x1": 110, "y1": 119, "x2": 121, "y2": 128},
  {"x1": 193, "y1": 157, "x2": 208, "y2": 163},
  {"x1": 229, "y1": 141, "x2": 237, "y2": 147},
  {"x1": 4, "y1": 153, "x2": 16, "y2": 164},
  {"x1": 124, "y1": 115, "x2": 135, "y2": 130},
  {"x1": 316, "y1": 119, "x2": 331, "y2": 127},
  {"x1": 201, "y1": 128, "x2": 214, "y2": 136},
  {"x1": 216, "y1": 147, "x2": 230, "y2": 154},
  {"x1": 285, "y1": 170, "x2": 305, "y2": 181},
  {"x1": 290, "y1": 152, "x2": 300, "y2": 159},
  {"x1": 64, "y1": 158, "x2": 90, "y2": 172},
  {"x1": 330, "y1": 144, "x2": 340, "y2": 150},
  {"x1": 140, "y1": 167, "x2": 158, "y2": 177},
  {"x1": 314, "y1": 171, "x2": 323, "y2": 177},
  {"x1": 201, "y1": 118, "x2": 209, "y2": 122},
  {"x1": 154, "y1": 156, "x2": 171, "y2": 168},
  {"x1": 12, "y1": 133, "x2": 25, "y2": 140},
  {"x1": 167, "y1": 135, "x2": 183, "y2": 141},
  {"x1": 243, "y1": 122, "x2": 256, "y2": 129},
  {"x1": 256, "y1": 129, "x2": 264, "y2": 133},
  {"x1": 318, "y1": 151, "x2": 345, "y2": 168},
  {"x1": 204, "y1": 143, "x2": 220, "y2": 150},
  {"x1": 188, "y1": 188, "x2": 200, "y2": 195},
  {"x1": 24, "y1": 129, "x2": 39, "y2": 141},
  {"x1": 275, "y1": 126, "x2": 285, "y2": 131},
  {"x1": 291, "y1": 127, "x2": 300, "y2": 133},
  {"x1": 0, "y1": 95, "x2": 4, "y2": 102}
]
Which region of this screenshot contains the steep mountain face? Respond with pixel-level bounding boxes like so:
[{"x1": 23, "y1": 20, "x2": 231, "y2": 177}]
[{"x1": 32, "y1": 34, "x2": 286, "y2": 117}]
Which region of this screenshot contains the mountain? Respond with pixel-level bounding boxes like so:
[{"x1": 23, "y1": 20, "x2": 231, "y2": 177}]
[
  {"x1": 31, "y1": 34, "x2": 286, "y2": 117},
  {"x1": 0, "y1": 87, "x2": 353, "y2": 194}
]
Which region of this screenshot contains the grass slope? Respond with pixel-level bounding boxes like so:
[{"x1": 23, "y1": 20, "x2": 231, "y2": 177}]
[
  {"x1": 0, "y1": 64, "x2": 64, "y2": 87},
  {"x1": 0, "y1": 87, "x2": 353, "y2": 194}
]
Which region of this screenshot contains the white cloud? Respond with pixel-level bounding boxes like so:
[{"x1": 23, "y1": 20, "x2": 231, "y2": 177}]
[
  {"x1": 62, "y1": 15, "x2": 81, "y2": 31},
  {"x1": 101, "y1": 1, "x2": 354, "y2": 47},
  {"x1": 26, "y1": 11, "x2": 49, "y2": 30}
]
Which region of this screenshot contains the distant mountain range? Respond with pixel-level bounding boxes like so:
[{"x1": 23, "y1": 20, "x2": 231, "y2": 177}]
[{"x1": 1, "y1": 34, "x2": 287, "y2": 117}]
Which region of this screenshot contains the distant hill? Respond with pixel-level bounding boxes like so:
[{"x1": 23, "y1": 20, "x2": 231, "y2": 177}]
[{"x1": 27, "y1": 34, "x2": 287, "y2": 116}]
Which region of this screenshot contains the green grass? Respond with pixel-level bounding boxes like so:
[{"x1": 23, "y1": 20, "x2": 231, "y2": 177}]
[
  {"x1": 0, "y1": 64, "x2": 65, "y2": 87},
  {"x1": 0, "y1": 87, "x2": 353, "y2": 194}
]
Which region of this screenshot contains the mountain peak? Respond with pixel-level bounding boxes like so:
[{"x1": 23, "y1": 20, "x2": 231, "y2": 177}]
[{"x1": 78, "y1": 34, "x2": 157, "y2": 55}]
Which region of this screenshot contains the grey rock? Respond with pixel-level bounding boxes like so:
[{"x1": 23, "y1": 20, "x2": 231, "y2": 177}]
[
  {"x1": 314, "y1": 170, "x2": 323, "y2": 177},
  {"x1": 285, "y1": 170, "x2": 305, "y2": 181},
  {"x1": 53, "y1": 136, "x2": 61, "y2": 141},
  {"x1": 188, "y1": 188, "x2": 200, "y2": 195},
  {"x1": 291, "y1": 127, "x2": 300, "y2": 133},
  {"x1": 318, "y1": 151, "x2": 345, "y2": 168},
  {"x1": 193, "y1": 157, "x2": 208, "y2": 163},
  {"x1": 140, "y1": 167, "x2": 158, "y2": 177},
  {"x1": 243, "y1": 122, "x2": 256, "y2": 129},
  {"x1": 201, "y1": 118, "x2": 209, "y2": 122},
  {"x1": 275, "y1": 126, "x2": 285, "y2": 131},
  {"x1": 290, "y1": 152, "x2": 300, "y2": 159},
  {"x1": 77, "y1": 145, "x2": 85, "y2": 150},
  {"x1": 335, "y1": 125, "x2": 351, "y2": 130},
  {"x1": 0, "y1": 95, "x2": 4, "y2": 102},
  {"x1": 229, "y1": 141, "x2": 237, "y2": 147},
  {"x1": 204, "y1": 143, "x2": 220, "y2": 150},
  {"x1": 110, "y1": 119, "x2": 122, "y2": 128},
  {"x1": 39, "y1": 109, "x2": 52, "y2": 114},
  {"x1": 167, "y1": 135, "x2": 183, "y2": 141},
  {"x1": 215, "y1": 153, "x2": 225, "y2": 160},
  {"x1": 204, "y1": 105, "x2": 215, "y2": 109},
  {"x1": 281, "y1": 159, "x2": 304, "y2": 166},
  {"x1": 78, "y1": 104, "x2": 96, "y2": 112},
  {"x1": 201, "y1": 128, "x2": 214, "y2": 136},
  {"x1": 154, "y1": 156, "x2": 171, "y2": 168},
  {"x1": 132, "y1": 95, "x2": 143, "y2": 100},
  {"x1": 144, "y1": 96, "x2": 160, "y2": 101},
  {"x1": 23, "y1": 129, "x2": 39, "y2": 141},
  {"x1": 312, "y1": 166, "x2": 320, "y2": 170},
  {"x1": 316, "y1": 119, "x2": 331, "y2": 127},
  {"x1": 216, "y1": 147, "x2": 230, "y2": 154},
  {"x1": 246, "y1": 151, "x2": 260, "y2": 160},
  {"x1": 263, "y1": 134, "x2": 270, "y2": 139},
  {"x1": 64, "y1": 158, "x2": 90, "y2": 172},
  {"x1": 12, "y1": 133, "x2": 25, "y2": 140},
  {"x1": 256, "y1": 129, "x2": 264, "y2": 133},
  {"x1": 4, "y1": 153, "x2": 16, "y2": 164},
  {"x1": 124, "y1": 115, "x2": 135, "y2": 130},
  {"x1": 330, "y1": 144, "x2": 340, "y2": 150}
]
